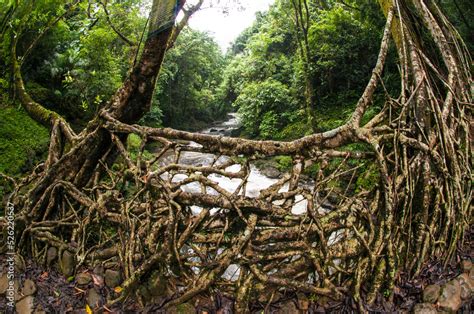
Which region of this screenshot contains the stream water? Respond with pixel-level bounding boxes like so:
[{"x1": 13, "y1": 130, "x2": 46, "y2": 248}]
[{"x1": 158, "y1": 113, "x2": 309, "y2": 215}]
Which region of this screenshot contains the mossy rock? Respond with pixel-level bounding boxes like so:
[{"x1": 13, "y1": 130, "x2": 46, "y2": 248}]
[{"x1": 0, "y1": 106, "x2": 50, "y2": 176}]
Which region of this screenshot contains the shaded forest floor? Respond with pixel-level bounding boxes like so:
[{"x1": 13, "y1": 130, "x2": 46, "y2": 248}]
[{"x1": 0, "y1": 225, "x2": 472, "y2": 313}]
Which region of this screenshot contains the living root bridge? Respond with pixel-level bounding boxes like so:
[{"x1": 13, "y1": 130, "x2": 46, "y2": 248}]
[{"x1": 2, "y1": 0, "x2": 472, "y2": 312}]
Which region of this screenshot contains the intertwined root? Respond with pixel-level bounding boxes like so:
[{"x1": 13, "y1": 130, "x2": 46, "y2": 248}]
[{"x1": 2, "y1": 0, "x2": 472, "y2": 311}]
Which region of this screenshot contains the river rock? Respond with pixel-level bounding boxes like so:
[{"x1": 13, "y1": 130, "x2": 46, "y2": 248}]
[
  {"x1": 438, "y1": 280, "x2": 461, "y2": 312},
  {"x1": 461, "y1": 260, "x2": 472, "y2": 273},
  {"x1": 15, "y1": 255, "x2": 26, "y2": 272},
  {"x1": 104, "y1": 269, "x2": 122, "y2": 288},
  {"x1": 413, "y1": 303, "x2": 438, "y2": 314},
  {"x1": 423, "y1": 284, "x2": 440, "y2": 303},
  {"x1": 59, "y1": 251, "x2": 75, "y2": 277},
  {"x1": 46, "y1": 247, "x2": 58, "y2": 265},
  {"x1": 76, "y1": 273, "x2": 92, "y2": 285},
  {"x1": 93, "y1": 265, "x2": 105, "y2": 276},
  {"x1": 0, "y1": 273, "x2": 8, "y2": 294},
  {"x1": 261, "y1": 166, "x2": 281, "y2": 179},
  {"x1": 278, "y1": 301, "x2": 299, "y2": 314},
  {"x1": 87, "y1": 288, "x2": 102, "y2": 308},
  {"x1": 456, "y1": 273, "x2": 474, "y2": 300},
  {"x1": 22, "y1": 279, "x2": 36, "y2": 296},
  {"x1": 16, "y1": 295, "x2": 35, "y2": 314}
]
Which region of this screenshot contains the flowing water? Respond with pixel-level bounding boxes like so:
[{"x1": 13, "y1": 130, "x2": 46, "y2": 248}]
[{"x1": 157, "y1": 113, "x2": 309, "y2": 215}]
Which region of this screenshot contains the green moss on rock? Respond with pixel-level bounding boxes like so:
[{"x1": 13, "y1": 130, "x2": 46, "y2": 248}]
[{"x1": 0, "y1": 106, "x2": 50, "y2": 176}]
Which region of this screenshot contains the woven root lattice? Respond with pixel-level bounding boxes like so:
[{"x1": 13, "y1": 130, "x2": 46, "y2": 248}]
[{"x1": 1, "y1": 1, "x2": 472, "y2": 311}]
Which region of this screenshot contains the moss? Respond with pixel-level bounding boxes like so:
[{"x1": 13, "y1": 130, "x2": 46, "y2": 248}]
[
  {"x1": 276, "y1": 119, "x2": 312, "y2": 140},
  {"x1": 127, "y1": 133, "x2": 142, "y2": 151},
  {"x1": 0, "y1": 106, "x2": 50, "y2": 176},
  {"x1": 303, "y1": 163, "x2": 320, "y2": 177},
  {"x1": 274, "y1": 155, "x2": 293, "y2": 172},
  {"x1": 355, "y1": 163, "x2": 380, "y2": 192}
]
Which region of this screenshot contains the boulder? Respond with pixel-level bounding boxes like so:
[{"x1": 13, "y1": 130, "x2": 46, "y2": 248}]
[
  {"x1": 15, "y1": 255, "x2": 26, "y2": 273},
  {"x1": 438, "y1": 280, "x2": 462, "y2": 313},
  {"x1": 59, "y1": 251, "x2": 75, "y2": 277},
  {"x1": 413, "y1": 303, "x2": 438, "y2": 314},
  {"x1": 456, "y1": 273, "x2": 474, "y2": 300},
  {"x1": 104, "y1": 269, "x2": 122, "y2": 288},
  {"x1": 46, "y1": 247, "x2": 58, "y2": 265},
  {"x1": 261, "y1": 166, "x2": 281, "y2": 179},
  {"x1": 87, "y1": 288, "x2": 102, "y2": 309},
  {"x1": 76, "y1": 273, "x2": 92, "y2": 286},
  {"x1": 22, "y1": 279, "x2": 37, "y2": 296},
  {"x1": 423, "y1": 284, "x2": 441, "y2": 303},
  {"x1": 16, "y1": 295, "x2": 35, "y2": 314},
  {"x1": 0, "y1": 273, "x2": 8, "y2": 295}
]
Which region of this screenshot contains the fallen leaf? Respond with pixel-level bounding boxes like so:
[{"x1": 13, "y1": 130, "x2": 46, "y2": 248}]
[
  {"x1": 39, "y1": 272, "x2": 49, "y2": 280},
  {"x1": 85, "y1": 304, "x2": 93, "y2": 314},
  {"x1": 114, "y1": 286, "x2": 123, "y2": 293}
]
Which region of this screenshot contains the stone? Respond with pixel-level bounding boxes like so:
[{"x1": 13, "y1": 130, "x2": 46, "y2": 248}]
[
  {"x1": 0, "y1": 273, "x2": 8, "y2": 294},
  {"x1": 16, "y1": 295, "x2": 34, "y2": 314},
  {"x1": 46, "y1": 247, "x2": 58, "y2": 265},
  {"x1": 22, "y1": 279, "x2": 36, "y2": 296},
  {"x1": 413, "y1": 303, "x2": 438, "y2": 314},
  {"x1": 460, "y1": 260, "x2": 472, "y2": 273},
  {"x1": 261, "y1": 166, "x2": 281, "y2": 179},
  {"x1": 87, "y1": 288, "x2": 102, "y2": 308},
  {"x1": 104, "y1": 269, "x2": 122, "y2": 288},
  {"x1": 59, "y1": 251, "x2": 75, "y2": 277},
  {"x1": 278, "y1": 301, "x2": 299, "y2": 314},
  {"x1": 423, "y1": 284, "x2": 441, "y2": 303},
  {"x1": 93, "y1": 265, "x2": 104, "y2": 276},
  {"x1": 76, "y1": 273, "x2": 92, "y2": 285},
  {"x1": 456, "y1": 273, "x2": 474, "y2": 300},
  {"x1": 438, "y1": 280, "x2": 462, "y2": 313},
  {"x1": 15, "y1": 255, "x2": 26, "y2": 272}
]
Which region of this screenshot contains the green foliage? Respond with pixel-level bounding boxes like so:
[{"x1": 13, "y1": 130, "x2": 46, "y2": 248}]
[
  {"x1": 274, "y1": 156, "x2": 293, "y2": 172},
  {"x1": 355, "y1": 163, "x2": 380, "y2": 193},
  {"x1": 0, "y1": 106, "x2": 50, "y2": 176},
  {"x1": 220, "y1": 0, "x2": 391, "y2": 140},
  {"x1": 147, "y1": 29, "x2": 227, "y2": 130},
  {"x1": 234, "y1": 79, "x2": 296, "y2": 138}
]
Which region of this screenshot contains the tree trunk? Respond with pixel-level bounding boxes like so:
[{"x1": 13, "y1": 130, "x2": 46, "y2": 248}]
[{"x1": 21, "y1": 0, "x2": 186, "y2": 215}]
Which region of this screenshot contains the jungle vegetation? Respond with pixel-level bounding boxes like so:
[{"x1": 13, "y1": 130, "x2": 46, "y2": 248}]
[{"x1": 0, "y1": 0, "x2": 472, "y2": 312}]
